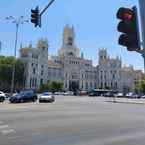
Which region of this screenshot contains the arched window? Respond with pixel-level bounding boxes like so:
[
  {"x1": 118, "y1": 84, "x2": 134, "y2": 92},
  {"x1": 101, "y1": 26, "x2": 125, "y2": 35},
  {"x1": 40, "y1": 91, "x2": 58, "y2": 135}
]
[{"x1": 67, "y1": 37, "x2": 73, "y2": 46}]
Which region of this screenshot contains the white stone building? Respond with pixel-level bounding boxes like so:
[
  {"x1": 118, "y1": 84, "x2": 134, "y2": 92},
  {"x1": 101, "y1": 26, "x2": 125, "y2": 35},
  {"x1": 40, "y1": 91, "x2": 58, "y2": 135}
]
[
  {"x1": 20, "y1": 39, "x2": 49, "y2": 89},
  {"x1": 20, "y1": 25, "x2": 97, "y2": 91},
  {"x1": 20, "y1": 25, "x2": 143, "y2": 93},
  {"x1": 98, "y1": 49, "x2": 144, "y2": 93},
  {"x1": 98, "y1": 48, "x2": 121, "y2": 91}
]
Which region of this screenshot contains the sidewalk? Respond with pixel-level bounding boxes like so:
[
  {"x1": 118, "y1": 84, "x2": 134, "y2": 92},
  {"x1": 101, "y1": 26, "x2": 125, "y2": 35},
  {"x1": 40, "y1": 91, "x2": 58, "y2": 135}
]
[{"x1": 105, "y1": 98, "x2": 145, "y2": 105}]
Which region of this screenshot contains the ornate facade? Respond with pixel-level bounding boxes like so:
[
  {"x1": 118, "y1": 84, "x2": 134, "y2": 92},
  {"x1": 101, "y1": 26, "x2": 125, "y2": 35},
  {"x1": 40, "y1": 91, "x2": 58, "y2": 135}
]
[{"x1": 20, "y1": 25, "x2": 143, "y2": 93}]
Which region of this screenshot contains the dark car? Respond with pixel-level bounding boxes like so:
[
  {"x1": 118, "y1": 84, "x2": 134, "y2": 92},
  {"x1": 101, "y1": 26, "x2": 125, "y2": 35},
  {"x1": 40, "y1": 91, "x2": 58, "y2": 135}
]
[
  {"x1": 88, "y1": 91, "x2": 99, "y2": 97},
  {"x1": 9, "y1": 90, "x2": 38, "y2": 103}
]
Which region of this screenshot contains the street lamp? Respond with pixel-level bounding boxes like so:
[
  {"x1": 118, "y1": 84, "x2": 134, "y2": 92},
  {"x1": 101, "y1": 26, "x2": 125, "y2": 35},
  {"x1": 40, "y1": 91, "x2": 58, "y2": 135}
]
[{"x1": 6, "y1": 16, "x2": 29, "y2": 95}]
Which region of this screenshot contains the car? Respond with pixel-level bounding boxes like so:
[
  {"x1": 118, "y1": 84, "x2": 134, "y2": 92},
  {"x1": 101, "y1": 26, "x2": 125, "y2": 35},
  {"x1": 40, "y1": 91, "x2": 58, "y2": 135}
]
[
  {"x1": 0, "y1": 91, "x2": 6, "y2": 102},
  {"x1": 141, "y1": 95, "x2": 145, "y2": 99},
  {"x1": 115, "y1": 93, "x2": 124, "y2": 98},
  {"x1": 5, "y1": 93, "x2": 11, "y2": 99},
  {"x1": 126, "y1": 93, "x2": 140, "y2": 99},
  {"x1": 79, "y1": 91, "x2": 88, "y2": 96},
  {"x1": 104, "y1": 92, "x2": 115, "y2": 97},
  {"x1": 9, "y1": 90, "x2": 38, "y2": 103},
  {"x1": 39, "y1": 92, "x2": 55, "y2": 103},
  {"x1": 132, "y1": 94, "x2": 141, "y2": 99},
  {"x1": 126, "y1": 92, "x2": 133, "y2": 98},
  {"x1": 88, "y1": 91, "x2": 98, "y2": 97},
  {"x1": 63, "y1": 91, "x2": 74, "y2": 96}
]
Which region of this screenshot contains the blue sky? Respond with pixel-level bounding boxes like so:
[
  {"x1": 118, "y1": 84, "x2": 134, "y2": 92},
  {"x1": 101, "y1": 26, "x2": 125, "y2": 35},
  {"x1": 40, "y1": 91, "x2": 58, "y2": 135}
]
[{"x1": 0, "y1": 0, "x2": 143, "y2": 70}]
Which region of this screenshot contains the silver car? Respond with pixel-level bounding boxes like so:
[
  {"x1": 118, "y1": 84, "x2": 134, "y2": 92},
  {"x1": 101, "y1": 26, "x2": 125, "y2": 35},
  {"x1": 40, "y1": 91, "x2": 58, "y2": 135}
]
[{"x1": 39, "y1": 92, "x2": 55, "y2": 103}]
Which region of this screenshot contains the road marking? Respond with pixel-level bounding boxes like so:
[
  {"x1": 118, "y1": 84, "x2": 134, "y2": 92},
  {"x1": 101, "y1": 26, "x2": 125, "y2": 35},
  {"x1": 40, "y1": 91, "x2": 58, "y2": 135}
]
[
  {"x1": 1, "y1": 129, "x2": 15, "y2": 135},
  {"x1": 0, "y1": 124, "x2": 15, "y2": 135},
  {"x1": 8, "y1": 135, "x2": 22, "y2": 140},
  {"x1": 0, "y1": 125, "x2": 8, "y2": 129}
]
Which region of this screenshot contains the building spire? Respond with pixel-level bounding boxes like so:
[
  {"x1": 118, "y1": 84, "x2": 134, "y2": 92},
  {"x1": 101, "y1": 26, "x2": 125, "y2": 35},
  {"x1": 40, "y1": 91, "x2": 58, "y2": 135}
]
[{"x1": 29, "y1": 41, "x2": 32, "y2": 48}]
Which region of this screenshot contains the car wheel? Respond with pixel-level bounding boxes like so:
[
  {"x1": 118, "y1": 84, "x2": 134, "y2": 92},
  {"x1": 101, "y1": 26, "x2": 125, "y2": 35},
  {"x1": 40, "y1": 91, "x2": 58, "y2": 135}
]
[
  {"x1": 32, "y1": 99, "x2": 36, "y2": 102},
  {"x1": 20, "y1": 99, "x2": 24, "y2": 103}
]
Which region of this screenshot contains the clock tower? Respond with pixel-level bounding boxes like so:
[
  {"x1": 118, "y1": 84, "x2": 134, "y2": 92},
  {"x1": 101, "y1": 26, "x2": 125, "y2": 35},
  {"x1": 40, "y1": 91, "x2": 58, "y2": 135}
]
[{"x1": 59, "y1": 25, "x2": 80, "y2": 57}]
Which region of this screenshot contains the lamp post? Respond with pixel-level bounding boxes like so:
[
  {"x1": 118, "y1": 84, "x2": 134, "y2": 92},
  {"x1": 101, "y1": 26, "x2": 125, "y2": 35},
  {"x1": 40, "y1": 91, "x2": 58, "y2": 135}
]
[{"x1": 6, "y1": 16, "x2": 29, "y2": 95}]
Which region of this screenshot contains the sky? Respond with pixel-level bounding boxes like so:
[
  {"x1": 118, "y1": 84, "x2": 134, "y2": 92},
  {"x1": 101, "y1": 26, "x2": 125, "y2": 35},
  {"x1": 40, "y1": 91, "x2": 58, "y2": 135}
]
[{"x1": 0, "y1": 0, "x2": 143, "y2": 70}]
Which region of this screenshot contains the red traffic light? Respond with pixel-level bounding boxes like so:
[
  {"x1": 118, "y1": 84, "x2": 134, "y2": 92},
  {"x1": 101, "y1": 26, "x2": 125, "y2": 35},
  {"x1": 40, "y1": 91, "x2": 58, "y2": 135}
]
[
  {"x1": 117, "y1": 7, "x2": 134, "y2": 21},
  {"x1": 123, "y1": 13, "x2": 133, "y2": 21},
  {"x1": 117, "y1": 6, "x2": 140, "y2": 51}
]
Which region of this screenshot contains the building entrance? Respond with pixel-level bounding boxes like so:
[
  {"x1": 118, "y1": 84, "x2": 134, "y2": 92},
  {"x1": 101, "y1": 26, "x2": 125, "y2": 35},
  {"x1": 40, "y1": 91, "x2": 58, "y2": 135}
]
[{"x1": 69, "y1": 81, "x2": 79, "y2": 92}]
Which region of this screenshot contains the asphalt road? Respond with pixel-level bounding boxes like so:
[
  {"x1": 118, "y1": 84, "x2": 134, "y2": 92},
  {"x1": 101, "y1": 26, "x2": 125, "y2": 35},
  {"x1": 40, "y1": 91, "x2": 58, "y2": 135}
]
[{"x1": 1, "y1": 96, "x2": 145, "y2": 145}]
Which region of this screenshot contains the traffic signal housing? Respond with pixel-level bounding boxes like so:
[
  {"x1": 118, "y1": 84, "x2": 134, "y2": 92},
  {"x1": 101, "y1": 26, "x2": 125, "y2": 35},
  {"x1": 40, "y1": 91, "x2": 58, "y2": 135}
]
[
  {"x1": 117, "y1": 7, "x2": 140, "y2": 51},
  {"x1": 31, "y1": 6, "x2": 41, "y2": 27}
]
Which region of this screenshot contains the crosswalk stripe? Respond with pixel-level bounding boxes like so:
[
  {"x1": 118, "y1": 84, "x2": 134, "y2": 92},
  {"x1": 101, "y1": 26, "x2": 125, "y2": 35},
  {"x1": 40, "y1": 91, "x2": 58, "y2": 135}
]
[
  {"x1": 0, "y1": 125, "x2": 8, "y2": 129},
  {"x1": 1, "y1": 129, "x2": 15, "y2": 135}
]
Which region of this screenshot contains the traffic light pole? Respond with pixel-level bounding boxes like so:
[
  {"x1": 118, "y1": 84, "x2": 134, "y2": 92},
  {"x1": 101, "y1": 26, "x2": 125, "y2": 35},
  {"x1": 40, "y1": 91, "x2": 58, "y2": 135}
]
[
  {"x1": 31, "y1": 0, "x2": 55, "y2": 28},
  {"x1": 139, "y1": 0, "x2": 145, "y2": 73},
  {"x1": 40, "y1": 0, "x2": 55, "y2": 16}
]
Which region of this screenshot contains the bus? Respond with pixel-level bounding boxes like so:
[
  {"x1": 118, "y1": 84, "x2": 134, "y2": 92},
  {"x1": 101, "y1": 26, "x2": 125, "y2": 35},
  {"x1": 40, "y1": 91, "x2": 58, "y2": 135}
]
[{"x1": 88, "y1": 89, "x2": 116, "y2": 97}]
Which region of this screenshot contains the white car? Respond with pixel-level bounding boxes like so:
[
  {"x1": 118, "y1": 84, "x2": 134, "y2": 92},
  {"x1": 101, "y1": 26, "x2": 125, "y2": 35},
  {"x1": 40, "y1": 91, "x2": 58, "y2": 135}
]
[
  {"x1": 39, "y1": 92, "x2": 55, "y2": 103},
  {"x1": 115, "y1": 93, "x2": 124, "y2": 98},
  {"x1": 141, "y1": 95, "x2": 145, "y2": 99},
  {"x1": 0, "y1": 91, "x2": 6, "y2": 102},
  {"x1": 63, "y1": 91, "x2": 74, "y2": 96}
]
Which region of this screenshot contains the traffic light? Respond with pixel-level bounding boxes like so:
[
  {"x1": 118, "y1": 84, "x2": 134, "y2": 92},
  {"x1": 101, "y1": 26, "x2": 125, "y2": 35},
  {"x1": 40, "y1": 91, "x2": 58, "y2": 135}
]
[
  {"x1": 31, "y1": 6, "x2": 41, "y2": 27},
  {"x1": 117, "y1": 7, "x2": 140, "y2": 51}
]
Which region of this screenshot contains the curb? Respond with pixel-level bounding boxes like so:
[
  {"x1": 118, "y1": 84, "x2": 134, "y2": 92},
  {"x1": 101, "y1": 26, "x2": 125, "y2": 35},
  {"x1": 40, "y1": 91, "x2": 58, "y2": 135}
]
[{"x1": 105, "y1": 101, "x2": 145, "y2": 105}]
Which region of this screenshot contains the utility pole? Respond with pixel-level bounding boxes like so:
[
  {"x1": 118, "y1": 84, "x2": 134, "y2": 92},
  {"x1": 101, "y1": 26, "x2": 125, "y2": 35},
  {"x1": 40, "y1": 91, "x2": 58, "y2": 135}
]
[
  {"x1": 0, "y1": 41, "x2": 2, "y2": 53},
  {"x1": 6, "y1": 16, "x2": 29, "y2": 95},
  {"x1": 139, "y1": 0, "x2": 145, "y2": 73}
]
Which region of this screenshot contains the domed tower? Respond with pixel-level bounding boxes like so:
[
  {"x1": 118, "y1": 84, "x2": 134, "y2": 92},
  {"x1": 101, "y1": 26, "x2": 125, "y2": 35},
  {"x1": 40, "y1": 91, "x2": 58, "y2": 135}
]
[
  {"x1": 63, "y1": 25, "x2": 75, "y2": 48},
  {"x1": 59, "y1": 25, "x2": 80, "y2": 57},
  {"x1": 99, "y1": 48, "x2": 108, "y2": 65}
]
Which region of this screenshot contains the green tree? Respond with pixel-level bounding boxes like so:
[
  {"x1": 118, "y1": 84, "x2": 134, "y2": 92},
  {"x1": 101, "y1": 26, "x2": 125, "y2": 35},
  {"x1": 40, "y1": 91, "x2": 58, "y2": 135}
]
[
  {"x1": 136, "y1": 80, "x2": 145, "y2": 94},
  {"x1": 39, "y1": 84, "x2": 49, "y2": 92},
  {"x1": 39, "y1": 81, "x2": 64, "y2": 93},
  {"x1": 50, "y1": 81, "x2": 63, "y2": 93},
  {"x1": 0, "y1": 56, "x2": 25, "y2": 91},
  {"x1": 39, "y1": 81, "x2": 50, "y2": 92}
]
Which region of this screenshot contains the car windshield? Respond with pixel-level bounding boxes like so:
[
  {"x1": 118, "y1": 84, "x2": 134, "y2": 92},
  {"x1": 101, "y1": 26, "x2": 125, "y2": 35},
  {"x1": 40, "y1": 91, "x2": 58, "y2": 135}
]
[
  {"x1": 20, "y1": 91, "x2": 33, "y2": 94},
  {"x1": 43, "y1": 92, "x2": 51, "y2": 96}
]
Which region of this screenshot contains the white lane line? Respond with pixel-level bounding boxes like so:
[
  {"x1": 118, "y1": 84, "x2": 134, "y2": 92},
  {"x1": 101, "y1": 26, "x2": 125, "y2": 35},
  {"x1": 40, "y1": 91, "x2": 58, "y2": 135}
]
[
  {"x1": 8, "y1": 135, "x2": 23, "y2": 140},
  {"x1": 0, "y1": 125, "x2": 8, "y2": 129},
  {"x1": 1, "y1": 129, "x2": 15, "y2": 135}
]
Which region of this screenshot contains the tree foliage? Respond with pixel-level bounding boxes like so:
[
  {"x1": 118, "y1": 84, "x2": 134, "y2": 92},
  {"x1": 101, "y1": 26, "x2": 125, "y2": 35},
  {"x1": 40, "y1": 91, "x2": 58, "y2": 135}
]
[
  {"x1": 136, "y1": 79, "x2": 145, "y2": 94},
  {"x1": 0, "y1": 56, "x2": 25, "y2": 91},
  {"x1": 39, "y1": 81, "x2": 64, "y2": 93}
]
